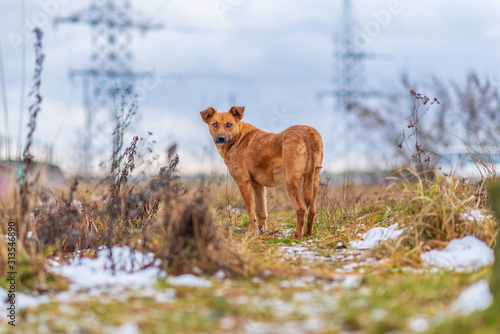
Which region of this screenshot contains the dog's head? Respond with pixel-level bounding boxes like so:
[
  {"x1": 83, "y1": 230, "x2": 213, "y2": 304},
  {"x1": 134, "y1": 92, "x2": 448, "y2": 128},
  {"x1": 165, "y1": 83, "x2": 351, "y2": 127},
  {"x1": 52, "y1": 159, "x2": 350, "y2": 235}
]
[{"x1": 200, "y1": 106, "x2": 245, "y2": 145}]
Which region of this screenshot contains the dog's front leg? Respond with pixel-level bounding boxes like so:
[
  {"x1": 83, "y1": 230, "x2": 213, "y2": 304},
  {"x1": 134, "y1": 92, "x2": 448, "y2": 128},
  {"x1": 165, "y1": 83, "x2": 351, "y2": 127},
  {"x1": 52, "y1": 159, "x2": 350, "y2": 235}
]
[
  {"x1": 252, "y1": 184, "x2": 268, "y2": 232},
  {"x1": 236, "y1": 180, "x2": 258, "y2": 234}
]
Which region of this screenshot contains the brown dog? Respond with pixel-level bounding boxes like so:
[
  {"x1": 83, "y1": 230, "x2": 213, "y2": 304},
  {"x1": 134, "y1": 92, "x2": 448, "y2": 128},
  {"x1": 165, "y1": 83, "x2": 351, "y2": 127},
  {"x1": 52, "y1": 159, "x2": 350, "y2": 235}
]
[{"x1": 200, "y1": 106, "x2": 323, "y2": 238}]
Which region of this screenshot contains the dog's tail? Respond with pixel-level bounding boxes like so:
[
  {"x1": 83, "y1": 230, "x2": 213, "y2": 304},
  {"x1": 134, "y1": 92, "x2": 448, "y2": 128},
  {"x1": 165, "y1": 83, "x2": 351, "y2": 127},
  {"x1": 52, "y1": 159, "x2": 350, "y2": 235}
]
[{"x1": 303, "y1": 128, "x2": 323, "y2": 209}]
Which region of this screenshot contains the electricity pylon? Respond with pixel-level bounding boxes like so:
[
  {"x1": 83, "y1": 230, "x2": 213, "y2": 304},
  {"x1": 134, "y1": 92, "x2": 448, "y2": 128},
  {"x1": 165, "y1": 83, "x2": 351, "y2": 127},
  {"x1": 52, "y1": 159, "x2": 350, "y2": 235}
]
[{"x1": 54, "y1": 0, "x2": 162, "y2": 176}]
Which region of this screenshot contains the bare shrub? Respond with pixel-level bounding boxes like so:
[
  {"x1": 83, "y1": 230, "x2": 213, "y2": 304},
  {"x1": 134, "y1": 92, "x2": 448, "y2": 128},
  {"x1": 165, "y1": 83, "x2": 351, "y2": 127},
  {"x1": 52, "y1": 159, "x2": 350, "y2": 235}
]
[
  {"x1": 351, "y1": 72, "x2": 500, "y2": 174},
  {"x1": 159, "y1": 186, "x2": 247, "y2": 277}
]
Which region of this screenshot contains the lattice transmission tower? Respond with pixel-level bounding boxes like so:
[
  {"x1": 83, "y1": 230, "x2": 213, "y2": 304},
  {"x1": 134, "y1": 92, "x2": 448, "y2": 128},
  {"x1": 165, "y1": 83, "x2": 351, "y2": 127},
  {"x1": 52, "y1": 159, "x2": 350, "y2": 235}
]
[
  {"x1": 318, "y1": 0, "x2": 387, "y2": 169},
  {"x1": 54, "y1": 0, "x2": 162, "y2": 176},
  {"x1": 318, "y1": 0, "x2": 382, "y2": 111}
]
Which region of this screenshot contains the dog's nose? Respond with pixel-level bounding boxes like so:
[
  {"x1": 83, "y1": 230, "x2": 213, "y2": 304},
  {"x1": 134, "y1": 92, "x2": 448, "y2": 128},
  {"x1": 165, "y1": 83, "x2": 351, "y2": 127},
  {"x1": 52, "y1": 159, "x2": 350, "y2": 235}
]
[{"x1": 216, "y1": 135, "x2": 226, "y2": 144}]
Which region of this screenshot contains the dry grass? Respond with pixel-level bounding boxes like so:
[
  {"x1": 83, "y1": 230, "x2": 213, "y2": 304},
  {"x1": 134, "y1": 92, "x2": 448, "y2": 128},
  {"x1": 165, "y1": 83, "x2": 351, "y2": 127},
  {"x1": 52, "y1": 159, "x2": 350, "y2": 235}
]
[{"x1": 2, "y1": 153, "x2": 498, "y2": 291}]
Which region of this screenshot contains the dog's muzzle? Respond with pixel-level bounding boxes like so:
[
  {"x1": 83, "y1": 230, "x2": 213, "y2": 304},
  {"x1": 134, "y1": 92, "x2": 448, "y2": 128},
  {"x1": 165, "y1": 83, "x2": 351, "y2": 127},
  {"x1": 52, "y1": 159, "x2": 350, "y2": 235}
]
[{"x1": 215, "y1": 135, "x2": 228, "y2": 144}]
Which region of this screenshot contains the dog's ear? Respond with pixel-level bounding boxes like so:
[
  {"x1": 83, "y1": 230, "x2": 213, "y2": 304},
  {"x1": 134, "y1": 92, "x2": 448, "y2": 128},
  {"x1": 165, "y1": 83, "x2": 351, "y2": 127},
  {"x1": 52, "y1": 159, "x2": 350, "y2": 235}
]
[
  {"x1": 200, "y1": 107, "x2": 216, "y2": 123},
  {"x1": 229, "y1": 106, "x2": 245, "y2": 122}
]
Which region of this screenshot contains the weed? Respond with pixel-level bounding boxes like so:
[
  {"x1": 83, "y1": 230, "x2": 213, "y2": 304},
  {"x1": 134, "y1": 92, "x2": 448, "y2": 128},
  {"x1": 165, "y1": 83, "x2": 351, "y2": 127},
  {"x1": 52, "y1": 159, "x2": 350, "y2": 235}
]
[
  {"x1": 398, "y1": 90, "x2": 440, "y2": 176},
  {"x1": 109, "y1": 87, "x2": 138, "y2": 180},
  {"x1": 22, "y1": 27, "x2": 44, "y2": 162}
]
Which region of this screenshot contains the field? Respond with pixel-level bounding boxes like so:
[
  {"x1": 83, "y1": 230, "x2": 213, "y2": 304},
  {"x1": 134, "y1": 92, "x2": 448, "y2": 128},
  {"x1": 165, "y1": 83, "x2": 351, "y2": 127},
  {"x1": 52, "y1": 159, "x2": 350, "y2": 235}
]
[
  {"x1": 1, "y1": 160, "x2": 499, "y2": 333},
  {"x1": 2, "y1": 4, "x2": 500, "y2": 334}
]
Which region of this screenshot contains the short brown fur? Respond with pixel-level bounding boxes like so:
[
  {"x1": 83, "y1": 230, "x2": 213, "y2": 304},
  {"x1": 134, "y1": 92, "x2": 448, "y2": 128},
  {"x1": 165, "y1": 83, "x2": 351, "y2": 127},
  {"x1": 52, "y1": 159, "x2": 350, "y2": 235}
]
[{"x1": 200, "y1": 106, "x2": 323, "y2": 238}]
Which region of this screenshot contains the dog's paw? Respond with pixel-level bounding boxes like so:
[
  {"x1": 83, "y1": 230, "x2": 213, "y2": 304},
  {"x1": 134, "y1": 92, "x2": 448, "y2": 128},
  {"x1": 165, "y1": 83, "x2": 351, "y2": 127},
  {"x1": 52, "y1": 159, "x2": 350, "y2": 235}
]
[
  {"x1": 248, "y1": 224, "x2": 259, "y2": 235},
  {"x1": 292, "y1": 231, "x2": 304, "y2": 239}
]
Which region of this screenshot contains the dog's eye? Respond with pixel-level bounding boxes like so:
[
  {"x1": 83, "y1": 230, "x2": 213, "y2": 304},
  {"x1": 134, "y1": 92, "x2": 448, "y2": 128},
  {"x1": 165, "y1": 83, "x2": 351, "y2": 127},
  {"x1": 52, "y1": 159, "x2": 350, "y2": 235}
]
[
  {"x1": 226, "y1": 123, "x2": 232, "y2": 128},
  {"x1": 212, "y1": 123, "x2": 218, "y2": 128}
]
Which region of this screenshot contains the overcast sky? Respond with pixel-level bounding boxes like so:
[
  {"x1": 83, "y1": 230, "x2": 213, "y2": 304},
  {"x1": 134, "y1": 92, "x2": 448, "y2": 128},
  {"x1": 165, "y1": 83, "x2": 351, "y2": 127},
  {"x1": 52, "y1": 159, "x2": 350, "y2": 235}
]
[{"x1": 1, "y1": 0, "x2": 499, "y2": 175}]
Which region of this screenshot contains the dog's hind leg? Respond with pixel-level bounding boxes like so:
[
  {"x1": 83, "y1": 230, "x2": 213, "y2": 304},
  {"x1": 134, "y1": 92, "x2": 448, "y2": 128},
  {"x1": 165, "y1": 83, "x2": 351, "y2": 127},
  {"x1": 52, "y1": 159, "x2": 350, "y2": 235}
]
[
  {"x1": 303, "y1": 166, "x2": 321, "y2": 236},
  {"x1": 284, "y1": 177, "x2": 306, "y2": 239},
  {"x1": 282, "y1": 139, "x2": 308, "y2": 239},
  {"x1": 253, "y1": 184, "x2": 268, "y2": 232},
  {"x1": 303, "y1": 128, "x2": 323, "y2": 236}
]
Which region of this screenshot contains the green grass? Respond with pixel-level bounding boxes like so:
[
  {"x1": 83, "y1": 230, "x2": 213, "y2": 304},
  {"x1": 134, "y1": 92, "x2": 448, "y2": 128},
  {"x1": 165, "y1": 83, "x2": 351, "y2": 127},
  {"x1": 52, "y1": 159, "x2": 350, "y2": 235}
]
[
  {"x1": 12, "y1": 262, "x2": 493, "y2": 334},
  {"x1": 263, "y1": 237, "x2": 296, "y2": 245}
]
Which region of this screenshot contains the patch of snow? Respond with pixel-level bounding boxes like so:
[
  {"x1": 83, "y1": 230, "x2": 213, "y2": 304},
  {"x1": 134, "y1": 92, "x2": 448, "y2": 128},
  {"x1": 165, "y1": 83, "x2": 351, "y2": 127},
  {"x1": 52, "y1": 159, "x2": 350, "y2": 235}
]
[
  {"x1": 154, "y1": 289, "x2": 177, "y2": 303},
  {"x1": 450, "y1": 280, "x2": 493, "y2": 315},
  {"x1": 429, "y1": 267, "x2": 439, "y2": 274},
  {"x1": 231, "y1": 295, "x2": 250, "y2": 305},
  {"x1": 350, "y1": 223, "x2": 404, "y2": 249},
  {"x1": 459, "y1": 209, "x2": 491, "y2": 223},
  {"x1": 421, "y1": 236, "x2": 494, "y2": 271},
  {"x1": 219, "y1": 316, "x2": 237, "y2": 330},
  {"x1": 294, "y1": 292, "x2": 313, "y2": 302},
  {"x1": 138, "y1": 287, "x2": 176, "y2": 303},
  {"x1": 280, "y1": 245, "x2": 331, "y2": 263},
  {"x1": 0, "y1": 288, "x2": 6, "y2": 303},
  {"x1": 282, "y1": 246, "x2": 313, "y2": 256},
  {"x1": 1, "y1": 246, "x2": 166, "y2": 311},
  {"x1": 408, "y1": 316, "x2": 429, "y2": 333},
  {"x1": 16, "y1": 293, "x2": 50, "y2": 310},
  {"x1": 344, "y1": 254, "x2": 355, "y2": 261},
  {"x1": 278, "y1": 276, "x2": 317, "y2": 289},
  {"x1": 244, "y1": 321, "x2": 272, "y2": 334},
  {"x1": 342, "y1": 275, "x2": 363, "y2": 288},
  {"x1": 214, "y1": 270, "x2": 225, "y2": 281},
  {"x1": 322, "y1": 275, "x2": 363, "y2": 290},
  {"x1": 50, "y1": 246, "x2": 161, "y2": 291},
  {"x1": 48, "y1": 258, "x2": 61, "y2": 267},
  {"x1": 167, "y1": 274, "x2": 212, "y2": 288},
  {"x1": 303, "y1": 317, "x2": 324, "y2": 331},
  {"x1": 0, "y1": 288, "x2": 51, "y2": 311},
  {"x1": 272, "y1": 299, "x2": 295, "y2": 317},
  {"x1": 371, "y1": 308, "x2": 387, "y2": 321},
  {"x1": 105, "y1": 322, "x2": 139, "y2": 334},
  {"x1": 279, "y1": 280, "x2": 291, "y2": 288}
]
